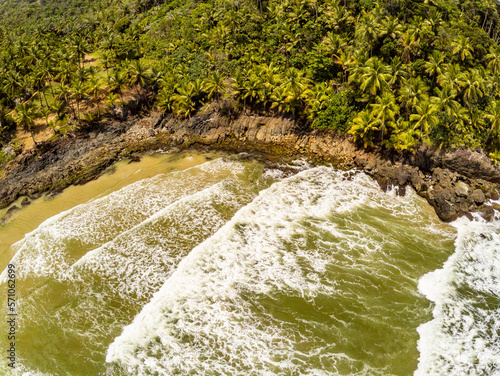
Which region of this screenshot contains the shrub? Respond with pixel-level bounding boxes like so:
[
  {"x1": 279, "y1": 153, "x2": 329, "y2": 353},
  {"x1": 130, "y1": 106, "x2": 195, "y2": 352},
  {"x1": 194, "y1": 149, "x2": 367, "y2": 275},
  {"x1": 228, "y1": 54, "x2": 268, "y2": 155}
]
[{"x1": 312, "y1": 91, "x2": 355, "y2": 134}]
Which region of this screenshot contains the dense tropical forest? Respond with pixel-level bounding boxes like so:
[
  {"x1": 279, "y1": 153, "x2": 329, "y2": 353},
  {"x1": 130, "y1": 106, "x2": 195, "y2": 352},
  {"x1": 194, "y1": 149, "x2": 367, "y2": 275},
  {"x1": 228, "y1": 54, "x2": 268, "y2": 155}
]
[{"x1": 1, "y1": 0, "x2": 500, "y2": 163}]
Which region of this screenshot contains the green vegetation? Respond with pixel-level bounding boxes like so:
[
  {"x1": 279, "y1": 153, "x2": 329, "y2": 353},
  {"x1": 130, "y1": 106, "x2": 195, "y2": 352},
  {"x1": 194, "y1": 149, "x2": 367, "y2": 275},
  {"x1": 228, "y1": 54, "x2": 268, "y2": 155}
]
[{"x1": 1, "y1": 0, "x2": 500, "y2": 155}]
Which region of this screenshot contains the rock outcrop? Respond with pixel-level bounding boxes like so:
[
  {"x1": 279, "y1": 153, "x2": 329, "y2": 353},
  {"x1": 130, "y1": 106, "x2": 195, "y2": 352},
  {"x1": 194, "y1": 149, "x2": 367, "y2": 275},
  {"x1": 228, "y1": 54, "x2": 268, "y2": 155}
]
[{"x1": 1, "y1": 111, "x2": 499, "y2": 222}]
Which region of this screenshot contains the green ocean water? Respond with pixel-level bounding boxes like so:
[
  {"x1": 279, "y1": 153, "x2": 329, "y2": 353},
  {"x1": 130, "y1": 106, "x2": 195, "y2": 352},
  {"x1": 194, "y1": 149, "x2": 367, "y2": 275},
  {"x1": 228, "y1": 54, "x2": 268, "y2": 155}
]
[{"x1": 0, "y1": 152, "x2": 498, "y2": 376}]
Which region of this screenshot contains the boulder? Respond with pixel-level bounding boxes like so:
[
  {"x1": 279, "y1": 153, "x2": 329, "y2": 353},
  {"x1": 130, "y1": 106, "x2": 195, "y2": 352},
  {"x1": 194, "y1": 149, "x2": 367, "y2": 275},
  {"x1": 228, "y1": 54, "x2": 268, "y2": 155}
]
[
  {"x1": 454, "y1": 181, "x2": 470, "y2": 197},
  {"x1": 471, "y1": 189, "x2": 486, "y2": 205}
]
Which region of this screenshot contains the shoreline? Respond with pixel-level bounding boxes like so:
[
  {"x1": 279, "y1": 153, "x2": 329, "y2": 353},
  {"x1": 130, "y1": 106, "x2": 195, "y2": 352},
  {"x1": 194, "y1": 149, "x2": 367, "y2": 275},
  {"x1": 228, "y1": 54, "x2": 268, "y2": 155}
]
[{"x1": 1, "y1": 110, "x2": 500, "y2": 222}]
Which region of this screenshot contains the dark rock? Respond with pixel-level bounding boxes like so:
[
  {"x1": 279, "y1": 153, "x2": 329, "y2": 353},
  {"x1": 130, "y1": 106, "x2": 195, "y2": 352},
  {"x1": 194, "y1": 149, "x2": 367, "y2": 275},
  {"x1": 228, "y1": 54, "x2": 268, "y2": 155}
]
[
  {"x1": 1, "y1": 111, "x2": 500, "y2": 223},
  {"x1": 149, "y1": 112, "x2": 165, "y2": 128},
  {"x1": 111, "y1": 106, "x2": 128, "y2": 121},
  {"x1": 490, "y1": 190, "x2": 500, "y2": 200},
  {"x1": 394, "y1": 164, "x2": 410, "y2": 186},
  {"x1": 410, "y1": 169, "x2": 423, "y2": 191},
  {"x1": 432, "y1": 168, "x2": 456, "y2": 185},
  {"x1": 428, "y1": 188, "x2": 458, "y2": 221},
  {"x1": 21, "y1": 197, "x2": 30, "y2": 206},
  {"x1": 480, "y1": 206, "x2": 495, "y2": 221},
  {"x1": 471, "y1": 189, "x2": 486, "y2": 205},
  {"x1": 128, "y1": 155, "x2": 141, "y2": 163}
]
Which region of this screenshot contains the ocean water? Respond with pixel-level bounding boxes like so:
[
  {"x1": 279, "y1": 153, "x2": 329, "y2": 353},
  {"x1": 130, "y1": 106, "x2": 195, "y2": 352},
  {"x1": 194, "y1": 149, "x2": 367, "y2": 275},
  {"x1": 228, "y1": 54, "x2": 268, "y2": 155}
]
[{"x1": 0, "y1": 153, "x2": 497, "y2": 375}]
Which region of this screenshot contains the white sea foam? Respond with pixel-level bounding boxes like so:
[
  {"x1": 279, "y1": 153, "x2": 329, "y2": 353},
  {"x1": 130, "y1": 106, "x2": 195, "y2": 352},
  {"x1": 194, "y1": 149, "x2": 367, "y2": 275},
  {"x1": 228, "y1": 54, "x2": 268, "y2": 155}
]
[
  {"x1": 0, "y1": 159, "x2": 244, "y2": 283},
  {"x1": 2, "y1": 161, "x2": 456, "y2": 375},
  {"x1": 106, "y1": 167, "x2": 447, "y2": 375},
  {"x1": 416, "y1": 216, "x2": 500, "y2": 375},
  {"x1": 5, "y1": 159, "x2": 268, "y2": 376}
]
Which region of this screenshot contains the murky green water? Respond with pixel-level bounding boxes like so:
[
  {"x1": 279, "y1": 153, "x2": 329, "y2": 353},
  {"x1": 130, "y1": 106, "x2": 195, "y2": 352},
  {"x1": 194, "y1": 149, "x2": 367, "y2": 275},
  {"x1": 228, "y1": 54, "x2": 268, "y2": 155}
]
[{"x1": 1, "y1": 152, "x2": 498, "y2": 375}]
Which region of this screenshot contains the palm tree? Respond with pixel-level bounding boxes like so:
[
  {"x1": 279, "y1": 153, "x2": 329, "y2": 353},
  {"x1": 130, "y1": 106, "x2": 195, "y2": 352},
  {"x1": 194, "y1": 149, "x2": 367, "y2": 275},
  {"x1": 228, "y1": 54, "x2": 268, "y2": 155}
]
[
  {"x1": 438, "y1": 63, "x2": 463, "y2": 92},
  {"x1": 108, "y1": 69, "x2": 127, "y2": 103},
  {"x1": 389, "y1": 56, "x2": 409, "y2": 88},
  {"x1": 410, "y1": 101, "x2": 439, "y2": 139},
  {"x1": 360, "y1": 57, "x2": 391, "y2": 96},
  {"x1": 304, "y1": 82, "x2": 334, "y2": 121},
  {"x1": 156, "y1": 87, "x2": 174, "y2": 112},
  {"x1": 56, "y1": 60, "x2": 77, "y2": 86},
  {"x1": 3, "y1": 70, "x2": 24, "y2": 100},
  {"x1": 451, "y1": 35, "x2": 473, "y2": 62},
  {"x1": 172, "y1": 82, "x2": 196, "y2": 118},
  {"x1": 399, "y1": 30, "x2": 419, "y2": 64},
  {"x1": 100, "y1": 51, "x2": 113, "y2": 79},
  {"x1": 240, "y1": 74, "x2": 263, "y2": 109},
  {"x1": 485, "y1": 100, "x2": 500, "y2": 143},
  {"x1": 14, "y1": 102, "x2": 38, "y2": 143},
  {"x1": 486, "y1": 47, "x2": 500, "y2": 74},
  {"x1": 128, "y1": 59, "x2": 150, "y2": 105},
  {"x1": 70, "y1": 79, "x2": 86, "y2": 120},
  {"x1": 459, "y1": 69, "x2": 485, "y2": 107},
  {"x1": 204, "y1": 71, "x2": 226, "y2": 103},
  {"x1": 370, "y1": 92, "x2": 399, "y2": 142},
  {"x1": 380, "y1": 16, "x2": 402, "y2": 40},
  {"x1": 283, "y1": 68, "x2": 310, "y2": 113},
  {"x1": 348, "y1": 110, "x2": 379, "y2": 148},
  {"x1": 431, "y1": 87, "x2": 460, "y2": 116},
  {"x1": 256, "y1": 63, "x2": 282, "y2": 104},
  {"x1": 55, "y1": 83, "x2": 76, "y2": 119},
  {"x1": 424, "y1": 51, "x2": 446, "y2": 84},
  {"x1": 87, "y1": 76, "x2": 103, "y2": 116},
  {"x1": 76, "y1": 66, "x2": 90, "y2": 84},
  {"x1": 398, "y1": 77, "x2": 429, "y2": 119},
  {"x1": 270, "y1": 86, "x2": 291, "y2": 115},
  {"x1": 355, "y1": 11, "x2": 381, "y2": 56},
  {"x1": 70, "y1": 35, "x2": 90, "y2": 69}
]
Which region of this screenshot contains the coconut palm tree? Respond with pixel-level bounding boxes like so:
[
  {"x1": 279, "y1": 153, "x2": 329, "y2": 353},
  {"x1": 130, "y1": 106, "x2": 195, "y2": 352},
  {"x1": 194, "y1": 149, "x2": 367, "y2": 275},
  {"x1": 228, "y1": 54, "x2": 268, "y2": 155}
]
[
  {"x1": 398, "y1": 77, "x2": 429, "y2": 119},
  {"x1": 485, "y1": 99, "x2": 500, "y2": 143},
  {"x1": 128, "y1": 59, "x2": 150, "y2": 105},
  {"x1": 70, "y1": 79, "x2": 86, "y2": 120},
  {"x1": 399, "y1": 30, "x2": 419, "y2": 64},
  {"x1": 389, "y1": 56, "x2": 409, "y2": 88},
  {"x1": 424, "y1": 51, "x2": 446, "y2": 84},
  {"x1": 14, "y1": 102, "x2": 38, "y2": 143},
  {"x1": 87, "y1": 76, "x2": 103, "y2": 116},
  {"x1": 270, "y1": 86, "x2": 290, "y2": 115},
  {"x1": 2, "y1": 70, "x2": 24, "y2": 100},
  {"x1": 172, "y1": 81, "x2": 196, "y2": 118},
  {"x1": 204, "y1": 71, "x2": 226, "y2": 103},
  {"x1": 359, "y1": 57, "x2": 391, "y2": 96},
  {"x1": 451, "y1": 35, "x2": 473, "y2": 62},
  {"x1": 459, "y1": 69, "x2": 485, "y2": 107},
  {"x1": 349, "y1": 110, "x2": 379, "y2": 148},
  {"x1": 370, "y1": 92, "x2": 399, "y2": 142},
  {"x1": 410, "y1": 101, "x2": 439, "y2": 139},
  {"x1": 438, "y1": 63, "x2": 463, "y2": 92},
  {"x1": 486, "y1": 47, "x2": 500, "y2": 74},
  {"x1": 108, "y1": 69, "x2": 127, "y2": 103},
  {"x1": 156, "y1": 87, "x2": 175, "y2": 112},
  {"x1": 355, "y1": 11, "x2": 381, "y2": 56},
  {"x1": 70, "y1": 35, "x2": 90, "y2": 69}
]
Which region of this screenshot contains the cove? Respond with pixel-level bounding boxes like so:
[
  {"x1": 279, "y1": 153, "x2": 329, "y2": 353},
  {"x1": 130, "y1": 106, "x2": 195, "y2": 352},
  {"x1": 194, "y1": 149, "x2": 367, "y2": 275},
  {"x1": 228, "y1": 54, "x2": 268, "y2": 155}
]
[{"x1": 1, "y1": 152, "x2": 498, "y2": 375}]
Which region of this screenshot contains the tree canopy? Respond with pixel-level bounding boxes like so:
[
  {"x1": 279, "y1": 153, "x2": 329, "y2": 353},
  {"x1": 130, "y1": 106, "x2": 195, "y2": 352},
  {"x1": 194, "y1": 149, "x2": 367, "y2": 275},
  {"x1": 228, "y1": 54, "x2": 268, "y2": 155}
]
[{"x1": 2, "y1": 0, "x2": 500, "y2": 158}]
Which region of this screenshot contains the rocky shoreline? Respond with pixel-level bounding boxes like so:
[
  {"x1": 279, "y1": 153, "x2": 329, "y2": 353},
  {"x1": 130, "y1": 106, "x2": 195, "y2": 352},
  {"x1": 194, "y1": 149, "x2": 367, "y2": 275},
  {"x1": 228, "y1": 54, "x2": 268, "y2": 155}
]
[{"x1": 1, "y1": 110, "x2": 500, "y2": 222}]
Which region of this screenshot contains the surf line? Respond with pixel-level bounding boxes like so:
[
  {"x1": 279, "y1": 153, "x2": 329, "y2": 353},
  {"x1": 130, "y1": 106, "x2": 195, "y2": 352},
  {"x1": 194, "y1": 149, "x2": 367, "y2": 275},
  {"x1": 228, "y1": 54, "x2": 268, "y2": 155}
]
[{"x1": 6, "y1": 263, "x2": 16, "y2": 369}]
